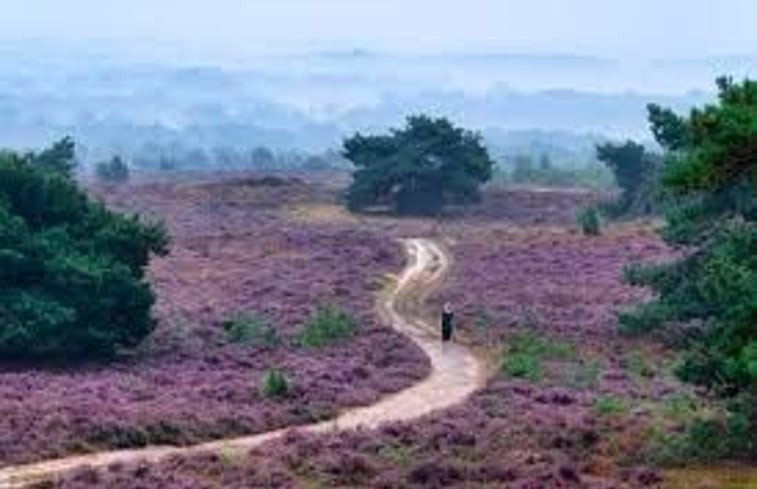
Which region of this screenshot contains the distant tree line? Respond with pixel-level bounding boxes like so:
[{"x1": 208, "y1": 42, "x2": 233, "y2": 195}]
[
  {"x1": 127, "y1": 145, "x2": 350, "y2": 172},
  {"x1": 495, "y1": 153, "x2": 614, "y2": 190}
]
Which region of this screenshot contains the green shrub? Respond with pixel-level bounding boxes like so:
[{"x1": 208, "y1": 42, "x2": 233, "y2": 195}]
[
  {"x1": 95, "y1": 156, "x2": 130, "y2": 183},
  {"x1": 577, "y1": 206, "x2": 602, "y2": 236},
  {"x1": 261, "y1": 369, "x2": 291, "y2": 399},
  {"x1": 509, "y1": 331, "x2": 575, "y2": 360},
  {"x1": 649, "y1": 400, "x2": 754, "y2": 465},
  {"x1": 622, "y1": 350, "x2": 656, "y2": 379},
  {"x1": 501, "y1": 331, "x2": 574, "y2": 382},
  {"x1": 660, "y1": 392, "x2": 698, "y2": 421},
  {"x1": 297, "y1": 305, "x2": 358, "y2": 348},
  {"x1": 502, "y1": 353, "x2": 543, "y2": 381},
  {"x1": 222, "y1": 313, "x2": 280, "y2": 347},
  {"x1": 0, "y1": 140, "x2": 169, "y2": 359},
  {"x1": 594, "y1": 395, "x2": 628, "y2": 416}
]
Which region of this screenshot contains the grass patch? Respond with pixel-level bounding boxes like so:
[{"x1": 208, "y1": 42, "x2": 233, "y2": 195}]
[
  {"x1": 222, "y1": 312, "x2": 281, "y2": 346},
  {"x1": 594, "y1": 395, "x2": 628, "y2": 416},
  {"x1": 501, "y1": 331, "x2": 575, "y2": 382},
  {"x1": 297, "y1": 305, "x2": 358, "y2": 348}
]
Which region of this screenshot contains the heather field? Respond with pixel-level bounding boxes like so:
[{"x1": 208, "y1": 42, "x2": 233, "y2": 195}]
[
  {"x1": 0, "y1": 175, "x2": 429, "y2": 467},
  {"x1": 17, "y1": 177, "x2": 728, "y2": 489}
]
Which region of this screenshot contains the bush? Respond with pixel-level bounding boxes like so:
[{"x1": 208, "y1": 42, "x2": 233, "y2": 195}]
[
  {"x1": 0, "y1": 141, "x2": 169, "y2": 359},
  {"x1": 297, "y1": 305, "x2": 358, "y2": 348},
  {"x1": 577, "y1": 206, "x2": 602, "y2": 236},
  {"x1": 594, "y1": 395, "x2": 628, "y2": 416},
  {"x1": 649, "y1": 394, "x2": 755, "y2": 465},
  {"x1": 621, "y1": 350, "x2": 656, "y2": 379},
  {"x1": 502, "y1": 352, "x2": 543, "y2": 381},
  {"x1": 222, "y1": 313, "x2": 280, "y2": 347},
  {"x1": 261, "y1": 369, "x2": 291, "y2": 399},
  {"x1": 500, "y1": 332, "x2": 574, "y2": 382}
]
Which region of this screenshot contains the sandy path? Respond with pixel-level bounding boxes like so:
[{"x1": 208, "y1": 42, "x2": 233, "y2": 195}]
[{"x1": 0, "y1": 238, "x2": 485, "y2": 488}]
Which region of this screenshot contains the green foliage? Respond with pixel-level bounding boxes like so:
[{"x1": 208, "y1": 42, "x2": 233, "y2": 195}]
[
  {"x1": 95, "y1": 156, "x2": 130, "y2": 183},
  {"x1": 509, "y1": 331, "x2": 575, "y2": 359},
  {"x1": 621, "y1": 350, "x2": 656, "y2": 379},
  {"x1": 502, "y1": 351, "x2": 543, "y2": 381},
  {"x1": 297, "y1": 305, "x2": 358, "y2": 348},
  {"x1": 501, "y1": 154, "x2": 614, "y2": 190},
  {"x1": 29, "y1": 137, "x2": 77, "y2": 177},
  {"x1": 261, "y1": 368, "x2": 291, "y2": 399},
  {"x1": 594, "y1": 395, "x2": 628, "y2": 416},
  {"x1": 660, "y1": 392, "x2": 699, "y2": 421},
  {"x1": 596, "y1": 140, "x2": 663, "y2": 216},
  {"x1": 343, "y1": 115, "x2": 494, "y2": 215},
  {"x1": 501, "y1": 331, "x2": 574, "y2": 382},
  {"x1": 0, "y1": 141, "x2": 169, "y2": 359},
  {"x1": 222, "y1": 312, "x2": 280, "y2": 347},
  {"x1": 621, "y1": 78, "x2": 756, "y2": 397},
  {"x1": 649, "y1": 393, "x2": 755, "y2": 465},
  {"x1": 577, "y1": 206, "x2": 602, "y2": 236}
]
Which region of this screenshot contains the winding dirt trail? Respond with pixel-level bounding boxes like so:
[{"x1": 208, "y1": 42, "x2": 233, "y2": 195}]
[{"x1": 0, "y1": 238, "x2": 485, "y2": 488}]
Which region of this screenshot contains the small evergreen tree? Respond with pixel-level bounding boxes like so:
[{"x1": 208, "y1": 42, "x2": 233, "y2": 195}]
[
  {"x1": 596, "y1": 140, "x2": 662, "y2": 216},
  {"x1": 261, "y1": 369, "x2": 291, "y2": 398},
  {"x1": 577, "y1": 206, "x2": 602, "y2": 236}
]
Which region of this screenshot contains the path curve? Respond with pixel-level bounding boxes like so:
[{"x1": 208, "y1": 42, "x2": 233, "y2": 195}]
[{"x1": 0, "y1": 238, "x2": 485, "y2": 488}]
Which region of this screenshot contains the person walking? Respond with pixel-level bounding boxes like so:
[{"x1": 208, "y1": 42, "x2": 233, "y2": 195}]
[{"x1": 441, "y1": 302, "x2": 454, "y2": 342}]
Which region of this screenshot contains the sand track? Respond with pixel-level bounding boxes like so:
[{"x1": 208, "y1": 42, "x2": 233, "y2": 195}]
[{"x1": 0, "y1": 238, "x2": 485, "y2": 488}]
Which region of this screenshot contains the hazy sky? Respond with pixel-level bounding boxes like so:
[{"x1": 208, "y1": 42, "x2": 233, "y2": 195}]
[{"x1": 4, "y1": 0, "x2": 757, "y2": 58}]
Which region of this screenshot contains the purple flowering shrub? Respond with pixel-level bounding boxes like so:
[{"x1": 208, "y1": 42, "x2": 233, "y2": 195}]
[
  {"x1": 435, "y1": 225, "x2": 672, "y2": 349},
  {"x1": 39, "y1": 187, "x2": 684, "y2": 488},
  {"x1": 48, "y1": 379, "x2": 664, "y2": 488},
  {"x1": 0, "y1": 178, "x2": 429, "y2": 467}
]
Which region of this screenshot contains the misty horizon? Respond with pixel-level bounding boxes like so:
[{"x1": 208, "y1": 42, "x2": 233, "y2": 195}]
[{"x1": 1, "y1": 1, "x2": 755, "y2": 165}]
